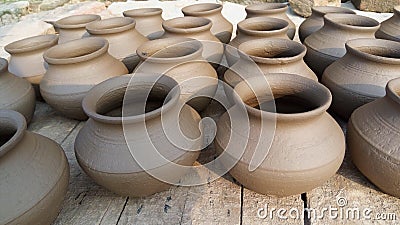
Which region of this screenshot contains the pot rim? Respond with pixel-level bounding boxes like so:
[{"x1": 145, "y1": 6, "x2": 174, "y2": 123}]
[
  {"x1": 0, "y1": 110, "x2": 27, "y2": 158},
  {"x1": 182, "y1": 3, "x2": 222, "y2": 16},
  {"x1": 123, "y1": 8, "x2": 163, "y2": 17},
  {"x1": 345, "y1": 38, "x2": 400, "y2": 64},
  {"x1": 54, "y1": 14, "x2": 101, "y2": 29},
  {"x1": 311, "y1": 6, "x2": 355, "y2": 17},
  {"x1": 0, "y1": 58, "x2": 8, "y2": 73},
  {"x1": 387, "y1": 77, "x2": 400, "y2": 105},
  {"x1": 323, "y1": 14, "x2": 380, "y2": 32},
  {"x1": 237, "y1": 17, "x2": 289, "y2": 37},
  {"x1": 162, "y1": 16, "x2": 212, "y2": 34},
  {"x1": 86, "y1": 17, "x2": 136, "y2": 35},
  {"x1": 4, "y1": 34, "x2": 58, "y2": 54},
  {"x1": 245, "y1": 3, "x2": 287, "y2": 15}
]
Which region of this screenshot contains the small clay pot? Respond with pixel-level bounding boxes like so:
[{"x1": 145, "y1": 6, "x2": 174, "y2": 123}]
[
  {"x1": 182, "y1": 3, "x2": 233, "y2": 44},
  {"x1": 299, "y1": 6, "x2": 355, "y2": 43},
  {"x1": 245, "y1": 3, "x2": 295, "y2": 39},
  {"x1": 85, "y1": 17, "x2": 148, "y2": 72},
  {"x1": 304, "y1": 14, "x2": 380, "y2": 78},
  {"x1": 347, "y1": 78, "x2": 400, "y2": 198},
  {"x1": 40, "y1": 37, "x2": 128, "y2": 120},
  {"x1": 0, "y1": 58, "x2": 35, "y2": 123},
  {"x1": 123, "y1": 8, "x2": 165, "y2": 40},
  {"x1": 75, "y1": 74, "x2": 201, "y2": 197},
  {"x1": 322, "y1": 38, "x2": 400, "y2": 119},
  {"x1": 54, "y1": 14, "x2": 101, "y2": 44},
  {"x1": 376, "y1": 6, "x2": 400, "y2": 42},
  {"x1": 0, "y1": 109, "x2": 69, "y2": 224}
]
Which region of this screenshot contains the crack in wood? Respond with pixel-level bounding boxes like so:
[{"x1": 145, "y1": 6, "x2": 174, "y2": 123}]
[
  {"x1": 240, "y1": 185, "x2": 244, "y2": 225},
  {"x1": 302, "y1": 193, "x2": 310, "y2": 225},
  {"x1": 60, "y1": 122, "x2": 80, "y2": 145},
  {"x1": 115, "y1": 197, "x2": 129, "y2": 225}
]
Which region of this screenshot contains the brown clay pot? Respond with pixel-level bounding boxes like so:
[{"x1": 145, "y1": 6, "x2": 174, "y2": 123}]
[
  {"x1": 304, "y1": 14, "x2": 380, "y2": 78},
  {"x1": 85, "y1": 17, "x2": 148, "y2": 72},
  {"x1": 322, "y1": 38, "x2": 400, "y2": 119},
  {"x1": 215, "y1": 74, "x2": 345, "y2": 196},
  {"x1": 182, "y1": 3, "x2": 233, "y2": 44},
  {"x1": 54, "y1": 14, "x2": 101, "y2": 44},
  {"x1": 298, "y1": 6, "x2": 355, "y2": 43},
  {"x1": 123, "y1": 8, "x2": 165, "y2": 40},
  {"x1": 0, "y1": 58, "x2": 35, "y2": 124},
  {"x1": 75, "y1": 74, "x2": 201, "y2": 197},
  {"x1": 376, "y1": 6, "x2": 400, "y2": 42},
  {"x1": 40, "y1": 37, "x2": 128, "y2": 120},
  {"x1": 135, "y1": 38, "x2": 218, "y2": 111},
  {"x1": 347, "y1": 78, "x2": 400, "y2": 198},
  {"x1": 0, "y1": 109, "x2": 69, "y2": 225}
]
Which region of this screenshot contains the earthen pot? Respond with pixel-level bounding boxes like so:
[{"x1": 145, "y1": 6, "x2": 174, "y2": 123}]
[
  {"x1": 322, "y1": 38, "x2": 400, "y2": 119},
  {"x1": 123, "y1": 8, "x2": 165, "y2": 40},
  {"x1": 54, "y1": 14, "x2": 101, "y2": 44},
  {"x1": 0, "y1": 109, "x2": 69, "y2": 225},
  {"x1": 135, "y1": 38, "x2": 218, "y2": 111},
  {"x1": 215, "y1": 74, "x2": 345, "y2": 196},
  {"x1": 75, "y1": 74, "x2": 202, "y2": 197},
  {"x1": 0, "y1": 58, "x2": 35, "y2": 123},
  {"x1": 376, "y1": 6, "x2": 400, "y2": 42},
  {"x1": 304, "y1": 14, "x2": 380, "y2": 78},
  {"x1": 182, "y1": 3, "x2": 233, "y2": 44},
  {"x1": 85, "y1": 17, "x2": 148, "y2": 72},
  {"x1": 245, "y1": 3, "x2": 296, "y2": 39},
  {"x1": 40, "y1": 37, "x2": 128, "y2": 120},
  {"x1": 347, "y1": 78, "x2": 400, "y2": 198},
  {"x1": 298, "y1": 6, "x2": 355, "y2": 43}
]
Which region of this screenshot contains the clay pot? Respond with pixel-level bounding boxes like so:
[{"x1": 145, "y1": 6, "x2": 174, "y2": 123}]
[
  {"x1": 182, "y1": 3, "x2": 233, "y2": 44},
  {"x1": 54, "y1": 14, "x2": 101, "y2": 44},
  {"x1": 0, "y1": 109, "x2": 69, "y2": 225},
  {"x1": 304, "y1": 14, "x2": 380, "y2": 78},
  {"x1": 75, "y1": 74, "x2": 201, "y2": 197},
  {"x1": 226, "y1": 17, "x2": 289, "y2": 67},
  {"x1": 135, "y1": 38, "x2": 218, "y2": 111},
  {"x1": 376, "y1": 6, "x2": 400, "y2": 42},
  {"x1": 215, "y1": 74, "x2": 345, "y2": 196},
  {"x1": 322, "y1": 38, "x2": 400, "y2": 119},
  {"x1": 299, "y1": 6, "x2": 355, "y2": 43},
  {"x1": 85, "y1": 17, "x2": 148, "y2": 72},
  {"x1": 0, "y1": 58, "x2": 35, "y2": 123},
  {"x1": 40, "y1": 37, "x2": 128, "y2": 120},
  {"x1": 123, "y1": 8, "x2": 165, "y2": 40},
  {"x1": 245, "y1": 3, "x2": 295, "y2": 40},
  {"x1": 347, "y1": 78, "x2": 400, "y2": 198}
]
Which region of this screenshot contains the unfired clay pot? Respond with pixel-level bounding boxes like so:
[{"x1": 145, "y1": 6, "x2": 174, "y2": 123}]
[
  {"x1": 347, "y1": 78, "x2": 400, "y2": 198},
  {"x1": 182, "y1": 3, "x2": 233, "y2": 44},
  {"x1": 215, "y1": 74, "x2": 345, "y2": 196},
  {"x1": 75, "y1": 74, "x2": 201, "y2": 197},
  {"x1": 322, "y1": 38, "x2": 400, "y2": 119},
  {"x1": 245, "y1": 3, "x2": 296, "y2": 39},
  {"x1": 304, "y1": 14, "x2": 380, "y2": 78},
  {"x1": 376, "y1": 6, "x2": 400, "y2": 42},
  {"x1": 85, "y1": 17, "x2": 148, "y2": 72},
  {"x1": 0, "y1": 109, "x2": 69, "y2": 225},
  {"x1": 298, "y1": 6, "x2": 355, "y2": 43},
  {"x1": 54, "y1": 14, "x2": 101, "y2": 44},
  {"x1": 40, "y1": 37, "x2": 128, "y2": 120},
  {"x1": 0, "y1": 58, "x2": 35, "y2": 123},
  {"x1": 123, "y1": 8, "x2": 165, "y2": 40},
  {"x1": 135, "y1": 38, "x2": 218, "y2": 111}
]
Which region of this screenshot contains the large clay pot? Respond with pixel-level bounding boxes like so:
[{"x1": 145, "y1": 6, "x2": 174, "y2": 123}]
[
  {"x1": 75, "y1": 74, "x2": 202, "y2": 197},
  {"x1": 123, "y1": 8, "x2": 165, "y2": 40},
  {"x1": 347, "y1": 78, "x2": 400, "y2": 198},
  {"x1": 0, "y1": 109, "x2": 69, "y2": 225},
  {"x1": 40, "y1": 37, "x2": 128, "y2": 120},
  {"x1": 54, "y1": 14, "x2": 101, "y2": 44},
  {"x1": 182, "y1": 3, "x2": 233, "y2": 44},
  {"x1": 135, "y1": 38, "x2": 218, "y2": 111},
  {"x1": 304, "y1": 14, "x2": 380, "y2": 78},
  {"x1": 215, "y1": 74, "x2": 345, "y2": 196},
  {"x1": 376, "y1": 6, "x2": 400, "y2": 42},
  {"x1": 0, "y1": 58, "x2": 35, "y2": 123},
  {"x1": 322, "y1": 38, "x2": 400, "y2": 119},
  {"x1": 298, "y1": 6, "x2": 355, "y2": 43},
  {"x1": 85, "y1": 17, "x2": 148, "y2": 72}
]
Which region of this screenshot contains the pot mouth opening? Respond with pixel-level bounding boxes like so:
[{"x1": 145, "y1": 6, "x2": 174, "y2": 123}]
[
  {"x1": 238, "y1": 17, "x2": 288, "y2": 35},
  {"x1": 312, "y1": 6, "x2": 355, "y2": 15},
  {"x1": 86, "y1": 17, "x2": 135, "y2": 34},
  {"x1": 55, "y1": 14, "x2": 101, "y2": 29},
  {"x1": 123, "y1": 8, "x2": 162, "y2": 17},
  {"x1": 163, "y1": 17, "x2": 211, "y2": 33},
  {"x1": 0, "y1": 110, "x2": 26, "y2": 158},
  {"x1": 4, "y1": 34, "x2": 58, "y2": 54},
  {"x1": 182, "y1": 3, "x2": 222, "y2": 15},
  {"x1": 246, "y1": 3, "x2": 287, "y2": 13},
  {"x1": 324, "y1": 14, "x2": 379, "y2": 29},
  {"x1": 346, "y1": 38, "x2": 400, "y2": 63}
]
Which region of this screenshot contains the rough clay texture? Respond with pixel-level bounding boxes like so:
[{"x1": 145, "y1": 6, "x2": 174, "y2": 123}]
[
  {"x1": 289, "y1": 0, "x2": 341, "y2": 17},
  {"x1": 351, "y1": 0, "x2": 400, "y2": 13}
]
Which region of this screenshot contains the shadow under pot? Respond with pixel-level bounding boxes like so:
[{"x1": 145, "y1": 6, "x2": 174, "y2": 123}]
[
  {"x1": 347, "y1": 78, "x2": 400, "y2": 198},
  {"x1": 123, "y1": 8, "x2": 165, "y2": 40},
  {"x1": 75, "y1": 74, "x2": 202, "y2": 197},
  {"x1": 40, "y1": 37, "x2": 128, "y2": 120},
  {"x1": 304, "y1": 14, "x2": 380, "y2": 78},
  {"x1": 0, "y1": 109, "x2": 69, "y2": 225},
  {"x1": 376, "y1": 6, "x2": 400, "y2": 42},
  {"x1": 54, "y1": 14, "x2": 101, "y2": 44},
  {"x1": 182, "y1": 3, "x2": 233, "y2": 44},
  {"x1": 215, "y1": 74, "x2": 345, "y2": 197},
  {"x1": 85, "y1": 17, "x2": 148, "y2": 73}
]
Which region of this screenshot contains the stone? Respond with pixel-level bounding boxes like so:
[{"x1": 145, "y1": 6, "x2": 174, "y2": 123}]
[
  {"x1": 0, "y1": 1, "x2": 30, "y2": 25},
  {"x1": 351, "y1": 0, "x2": 400, "y2": 13},
  {"x1": 289, "y1": 0, "x2": 341, "y2": 17},
  {"x1": 39, "y1": 0, "x2": 70, "y2": 11}
]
